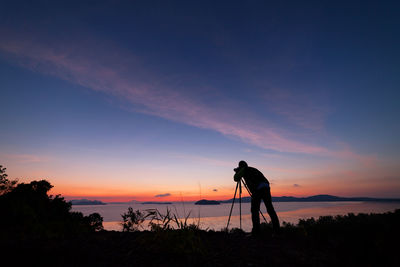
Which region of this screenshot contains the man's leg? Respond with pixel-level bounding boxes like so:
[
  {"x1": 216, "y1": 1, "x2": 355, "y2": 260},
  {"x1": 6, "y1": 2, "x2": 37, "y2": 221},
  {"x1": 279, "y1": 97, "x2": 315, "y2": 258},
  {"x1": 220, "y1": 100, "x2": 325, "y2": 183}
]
[
  {"x1": 251, "y1": 192, "x2": 261, "y2": 233},
  {"x1": 261, "y1": 187, "x2": 280, "y2": 232}
]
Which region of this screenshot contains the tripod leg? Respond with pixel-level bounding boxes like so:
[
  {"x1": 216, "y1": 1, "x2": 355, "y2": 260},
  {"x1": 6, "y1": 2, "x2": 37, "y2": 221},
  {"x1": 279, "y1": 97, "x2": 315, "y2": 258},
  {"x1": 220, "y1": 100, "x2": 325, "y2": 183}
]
[
  {"x1": 226, "y1": 182, "x2": 239, "y2": 229},
  {"x1": 239, "y1": 180, "x2": 242, "y2": 230},
  {"x1": 259, "y1": 207, "x2": 268, "y2": 223}
]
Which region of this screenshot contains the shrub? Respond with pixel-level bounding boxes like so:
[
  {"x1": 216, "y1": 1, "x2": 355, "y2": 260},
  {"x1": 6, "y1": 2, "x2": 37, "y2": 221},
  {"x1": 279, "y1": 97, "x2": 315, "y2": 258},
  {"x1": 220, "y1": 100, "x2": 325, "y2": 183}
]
[
  {"x1": 121, "y1": 207, "x2": 146, "y2": 232},
  {"x1": 0, "y1": 167, "x2": 103, "y2": 238},
  {"x1": 0, "y1": 165, "x2": 18, "y2": 195},
  {"x1": 121, "y1": 207, "x2": 200, "y2": 232}
]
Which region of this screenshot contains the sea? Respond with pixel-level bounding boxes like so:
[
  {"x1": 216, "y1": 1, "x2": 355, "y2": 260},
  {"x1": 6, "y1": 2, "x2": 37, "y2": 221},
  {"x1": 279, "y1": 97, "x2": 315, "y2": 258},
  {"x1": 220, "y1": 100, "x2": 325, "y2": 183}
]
[{"x1": 72, "y1": 201, "x2": 400, "y2": 232}]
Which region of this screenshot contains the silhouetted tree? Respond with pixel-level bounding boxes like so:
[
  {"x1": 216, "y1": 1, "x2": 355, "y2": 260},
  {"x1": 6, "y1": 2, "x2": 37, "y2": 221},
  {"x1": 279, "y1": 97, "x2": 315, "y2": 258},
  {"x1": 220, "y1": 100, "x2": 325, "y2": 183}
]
[
  {"x1": 121, "y1": 207, "x2": 146, "y2": 231},
  {"x1": 87, "y1": 212, "x2": 104, "y2": 231},
  {"x1": 0, "y1": 165, "x2": 18, "y2": 195},
  {"x1": 0, "y1": 165, "x2": 103, "y2": 237}
]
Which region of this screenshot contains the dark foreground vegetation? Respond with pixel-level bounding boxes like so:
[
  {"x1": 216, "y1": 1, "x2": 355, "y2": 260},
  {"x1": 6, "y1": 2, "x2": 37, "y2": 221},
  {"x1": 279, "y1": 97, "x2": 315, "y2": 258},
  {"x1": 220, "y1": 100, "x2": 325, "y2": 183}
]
[
  {"x1": 0, "y1": 165, "x2": 103, "y2": 239},
  {"x1": 1, "y1": 165, "x2": 399, "y2": 266}
]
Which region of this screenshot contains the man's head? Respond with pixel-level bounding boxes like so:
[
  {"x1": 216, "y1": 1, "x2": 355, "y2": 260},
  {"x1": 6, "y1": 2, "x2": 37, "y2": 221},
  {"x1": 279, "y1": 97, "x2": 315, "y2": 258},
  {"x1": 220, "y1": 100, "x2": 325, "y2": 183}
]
[
  {"x1": 234, "y1": 160, "x2": 248, "y2": 172},
  {"x1": 238, "y1": 160, "x2": 248, "y2": 168}
]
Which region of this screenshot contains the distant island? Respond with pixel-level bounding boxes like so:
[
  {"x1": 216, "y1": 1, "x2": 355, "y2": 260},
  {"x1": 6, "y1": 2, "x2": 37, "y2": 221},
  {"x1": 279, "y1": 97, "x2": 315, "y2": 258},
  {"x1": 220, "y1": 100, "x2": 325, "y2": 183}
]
[
  {"x1": 195, "y1": 199, "x2": 220, "y2": 205},
  {"x1": 219, "y1": 194, "x2": 400, "y2": 203},
  {"x1": 69, "y1": 199, "x2": 106, "y2": 205},
  {"x1": 141, "y1": 201, "x2": 172, "y2": 204}
]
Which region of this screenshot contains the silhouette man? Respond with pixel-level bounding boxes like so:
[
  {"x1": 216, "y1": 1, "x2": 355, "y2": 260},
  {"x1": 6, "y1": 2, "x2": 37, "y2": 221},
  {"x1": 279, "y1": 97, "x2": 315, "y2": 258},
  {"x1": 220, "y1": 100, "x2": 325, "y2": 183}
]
[{"x1": 233, "y1": 160, "x2": 280, "y2": 234}]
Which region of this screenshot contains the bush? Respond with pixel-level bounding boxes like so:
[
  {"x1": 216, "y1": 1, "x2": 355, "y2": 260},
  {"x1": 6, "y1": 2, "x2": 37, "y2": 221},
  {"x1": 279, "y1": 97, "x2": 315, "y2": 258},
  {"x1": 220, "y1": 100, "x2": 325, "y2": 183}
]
[
  {"x1": 121, "y1": 207, "x2": 147, "y2": 232},
  {"x1": 0, "y1": 167, "x2": 103, "y2": 238},
  {"x1": 0, "y1": 165, "x2": 17, "y2": 195}
]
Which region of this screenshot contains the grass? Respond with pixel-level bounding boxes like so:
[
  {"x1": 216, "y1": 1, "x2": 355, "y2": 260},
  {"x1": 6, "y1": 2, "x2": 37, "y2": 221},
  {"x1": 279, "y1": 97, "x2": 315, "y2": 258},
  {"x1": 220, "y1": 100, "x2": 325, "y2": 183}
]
[{"x1": 121, "y1": 206, "x2": 201, "y2": 232}]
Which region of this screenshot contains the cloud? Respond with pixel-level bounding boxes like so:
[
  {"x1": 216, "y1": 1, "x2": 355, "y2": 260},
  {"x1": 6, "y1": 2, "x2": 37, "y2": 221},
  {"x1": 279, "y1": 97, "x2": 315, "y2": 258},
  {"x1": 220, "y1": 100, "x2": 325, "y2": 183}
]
[
  {"x1": 0, "y1": 153, "x2": 50, "y2": 163},
  {"x1": 263, "y1": 88, "x2": 329, "y2": 131},
  {"x1": 154, "y1": 193, "x2": 171, "y2": 198},
  {"x1": 293, "y1": 184, "x2": 301, "y2": 187},
  {"x1": 213, "y1": 189, "x2": 218, "y2": 192},
  {"x1": 169, "y1": 153, "x2": 233, "y2": 167},
  {"x1": 0, "y1": 30, "x2": 373, "y2": 161}
]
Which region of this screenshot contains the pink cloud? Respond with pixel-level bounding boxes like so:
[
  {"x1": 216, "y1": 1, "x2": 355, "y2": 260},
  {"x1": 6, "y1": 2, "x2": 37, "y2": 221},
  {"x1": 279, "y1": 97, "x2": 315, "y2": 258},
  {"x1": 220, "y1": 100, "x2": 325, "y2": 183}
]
[
  {"x1": 328, "y1": 143, "x2": 378, "y2": 167},
  {"x1": 0, "y1": 31, "x2": 371, "y2": 160}
]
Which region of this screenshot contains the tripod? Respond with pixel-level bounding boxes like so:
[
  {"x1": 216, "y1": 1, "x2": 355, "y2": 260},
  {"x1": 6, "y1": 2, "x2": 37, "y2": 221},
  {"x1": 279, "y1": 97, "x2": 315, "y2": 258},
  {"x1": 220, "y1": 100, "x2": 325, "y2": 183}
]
[{"x1": 226, "y1": 178, "x2": 268, "y2": 230}]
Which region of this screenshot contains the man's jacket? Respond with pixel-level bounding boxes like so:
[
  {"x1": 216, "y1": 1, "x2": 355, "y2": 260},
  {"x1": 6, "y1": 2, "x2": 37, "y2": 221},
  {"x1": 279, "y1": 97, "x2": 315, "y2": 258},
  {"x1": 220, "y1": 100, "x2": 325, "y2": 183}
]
[{"x1": 234, "y1": 166, "x2": 269, "y2": 194}]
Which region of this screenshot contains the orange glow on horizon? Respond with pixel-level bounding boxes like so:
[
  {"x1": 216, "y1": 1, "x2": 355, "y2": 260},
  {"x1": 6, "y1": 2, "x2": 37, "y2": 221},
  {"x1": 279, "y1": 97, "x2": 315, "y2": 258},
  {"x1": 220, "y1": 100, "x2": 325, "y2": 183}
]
[
  {"x1": 10, "y1": 160, "x2": 400, "y2": 202},
  {"x1": 52, "y1": 186, "x2": 237, "y2": 202},
  {"x1": 57, "y1": 185, "x2": 342, "y2": 202},
  {"x1": 52, "y1": 180, "x2": 396, "y2": 202}
]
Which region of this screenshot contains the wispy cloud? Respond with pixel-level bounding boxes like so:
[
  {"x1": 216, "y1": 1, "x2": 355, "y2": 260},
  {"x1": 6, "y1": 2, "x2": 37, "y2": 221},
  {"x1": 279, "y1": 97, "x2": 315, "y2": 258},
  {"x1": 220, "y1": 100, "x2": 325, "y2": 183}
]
[
  {"x1": 169, "y1": 153, "x2": 233, "y2": 167},
  {"x1": 0, "y1": 30, "x2": 369, "y2": 159},
  {"x1": 263, "y1": 88, "x2": 329, "y2": 131},
  {"x1": 0, "y1": 153, "x2": 50, "y2": 163},
  {"x1": 154, "y1": 193, "x2": 171, "y2": 198}
]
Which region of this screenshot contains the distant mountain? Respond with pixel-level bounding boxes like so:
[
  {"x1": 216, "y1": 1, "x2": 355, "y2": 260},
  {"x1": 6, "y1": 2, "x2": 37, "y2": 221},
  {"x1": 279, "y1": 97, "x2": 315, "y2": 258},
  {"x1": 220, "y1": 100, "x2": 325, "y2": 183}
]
[
  {"x1": 70, "y1": 199, "x2": 106, "y2": 205},
  {"x1": 219, "y1": 194, "x2": 400, "y2": 203},
  {"x1": 195, "y1": 199, "x2": 220, "y2": 205}
]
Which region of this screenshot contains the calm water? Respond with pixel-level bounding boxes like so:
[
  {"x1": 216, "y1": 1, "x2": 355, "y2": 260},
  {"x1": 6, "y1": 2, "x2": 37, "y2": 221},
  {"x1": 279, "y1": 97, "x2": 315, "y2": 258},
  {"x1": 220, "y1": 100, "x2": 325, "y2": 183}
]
[{"x1": 72, "y1": 201, "x2": 400, "y2": 232}]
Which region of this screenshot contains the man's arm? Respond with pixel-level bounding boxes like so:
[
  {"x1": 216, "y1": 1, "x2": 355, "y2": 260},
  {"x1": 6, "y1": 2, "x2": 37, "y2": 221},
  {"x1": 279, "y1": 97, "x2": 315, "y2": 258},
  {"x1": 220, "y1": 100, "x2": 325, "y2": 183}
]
[{"x1": 233, "y1": 168, "x2": 245, "y2": 182}]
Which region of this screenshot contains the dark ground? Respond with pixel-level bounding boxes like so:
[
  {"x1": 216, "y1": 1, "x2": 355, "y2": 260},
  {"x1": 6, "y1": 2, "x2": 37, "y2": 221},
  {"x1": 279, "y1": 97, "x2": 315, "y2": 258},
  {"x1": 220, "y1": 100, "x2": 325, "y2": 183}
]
[{"x1": 3, "y1": 210, "x2": 400, "y2": 267}]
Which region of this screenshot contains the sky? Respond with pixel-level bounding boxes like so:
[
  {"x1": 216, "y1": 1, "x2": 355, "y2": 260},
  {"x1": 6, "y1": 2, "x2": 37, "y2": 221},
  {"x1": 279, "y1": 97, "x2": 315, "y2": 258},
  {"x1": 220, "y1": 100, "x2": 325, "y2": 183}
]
[{"x1": 1, "y1": 0, "x2": 399, "y2": 201}]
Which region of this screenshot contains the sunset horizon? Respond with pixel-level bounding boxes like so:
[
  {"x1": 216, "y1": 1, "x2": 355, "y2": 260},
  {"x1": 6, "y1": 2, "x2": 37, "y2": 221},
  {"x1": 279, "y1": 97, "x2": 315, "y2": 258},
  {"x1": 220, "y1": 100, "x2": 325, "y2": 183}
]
[
  {"x1": 1, "y1": 1, "x2": 399, "y2": 204},
  {"x1": 2, "y1": 2, "x2": 400, "y2": 266}
]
